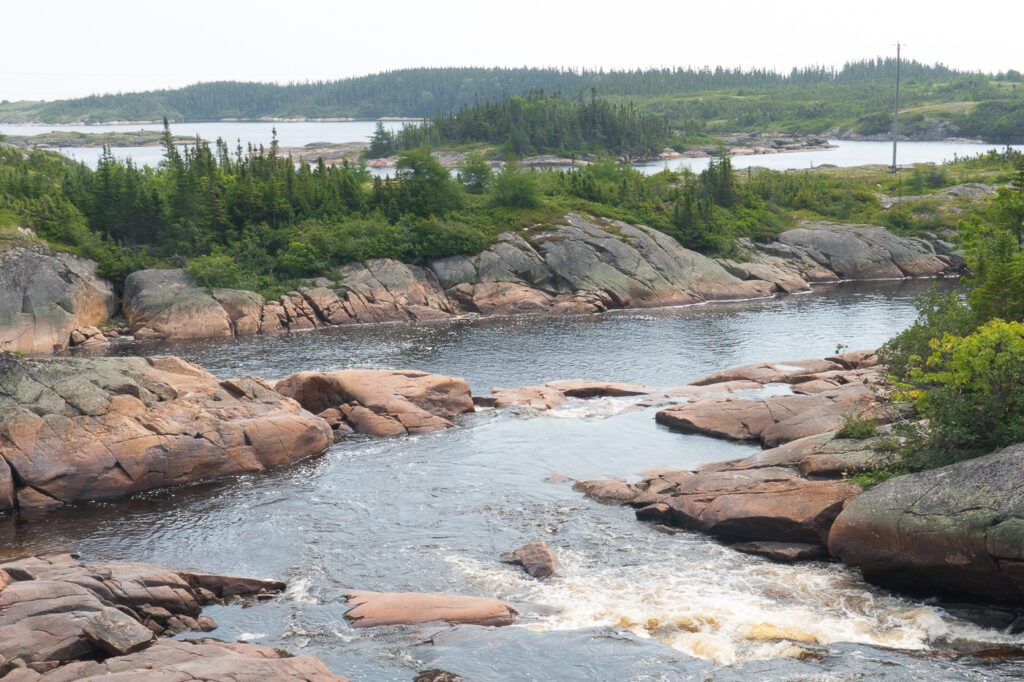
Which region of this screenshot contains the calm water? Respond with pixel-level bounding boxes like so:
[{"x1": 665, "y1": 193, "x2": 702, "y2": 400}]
[
  {"x1": 4, "y1": 280, "x2": 1022, "y2": 680},
  {"x1": 5, "y1": 117, "x2": 1021, "y2": 174}
]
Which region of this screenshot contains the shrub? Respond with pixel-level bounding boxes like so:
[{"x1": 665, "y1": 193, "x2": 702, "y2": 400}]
[
  {"x1": 489, "y1": 165, "x2": 542, "y2": 209},
  {"x1": 185, "y1": 253, "x2": 243, "y2": 289},
  {"x1": 906, "y1": 319, "x2": 1024, "y2": 459},
  {"x1": 878, "y1": 288, "x2": 977, "y2": 381},
  {"x1": 835, "y1": 413, "x2": 878, "y2": 439}
]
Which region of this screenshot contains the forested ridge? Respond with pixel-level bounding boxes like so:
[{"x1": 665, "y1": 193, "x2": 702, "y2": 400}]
[{"x1": 3, "y1": 60, "x2": 1022, "y2": 142}]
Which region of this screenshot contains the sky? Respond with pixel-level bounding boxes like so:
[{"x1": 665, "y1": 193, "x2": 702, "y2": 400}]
[{"x1": 3, "y1": 0, "x2": 1023, "y2": 102}]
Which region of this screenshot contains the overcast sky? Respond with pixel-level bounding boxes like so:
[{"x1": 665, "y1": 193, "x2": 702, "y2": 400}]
[{"x1": 3, "y1": 0, "x2": 1023, "y2": 102}]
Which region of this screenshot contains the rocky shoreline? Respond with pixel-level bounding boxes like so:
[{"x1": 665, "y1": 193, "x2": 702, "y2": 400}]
[
  {"x1": 3, "y1": 345, "x2": 1024, "y2": 676},
  {"x1": 1, "y1": 214, "x2": 963, "y2": 354},
  {"x1": 0, "y1": 553, "x2": 349, "y2": 680}
]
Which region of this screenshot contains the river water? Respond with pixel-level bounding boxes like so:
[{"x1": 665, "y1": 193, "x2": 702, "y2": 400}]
[
  {"x1": 4, "y1": 119, "x2": 1022, "y2": 174},
  {"x1": 3, "y1": 279, "x2": 1022, "y2": 680}
]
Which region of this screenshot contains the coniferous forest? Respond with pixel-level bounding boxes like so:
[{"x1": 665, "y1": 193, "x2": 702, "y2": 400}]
[{"x1": 3, "y1": 61, "x2": 1023, "y2": 142}]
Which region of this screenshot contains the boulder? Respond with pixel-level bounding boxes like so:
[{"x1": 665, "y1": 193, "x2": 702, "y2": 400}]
[
  {"x1": 828, "y1": 443, "x2": 1024, "y2": 600},
  {"x1": 211, "y1": 288, "x2": 265, "y2": 336},
  {"x1": 123, "y1": 269, "x2": 232, "y2": 340},
  {"x1": 0, "y1": 353, "x2": 331, "y2": 509},
  {"x1": 343, "y1": 591, "x2": 517, "y2": 628},
  {"x1": 0, "y1": 244, "x2": 117, "y2": 354},
  {"x1": 502, "y1": 542, "x2": 560, "y2": 579},
  {"x1": 81, "y1": 606, "x2": 155, "y2": 655},
  {"x1": 275, "y1": 369, "x2": 474, "y2": 437}
]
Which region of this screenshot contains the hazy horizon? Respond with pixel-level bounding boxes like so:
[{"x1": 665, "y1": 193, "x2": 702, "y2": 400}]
[{"x1": 4, "y1": 0, "x2": 1023, "y2": 102}]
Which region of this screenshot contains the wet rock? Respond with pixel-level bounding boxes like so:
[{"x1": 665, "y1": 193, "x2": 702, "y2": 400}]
[
  {"x1": 688, "y1": 358, "x2": 844, "y2": 386},
  {"x1": 415, "y1": 670, "x2": 464, "y2": 682},
  {"x1": 730, "y1": 541, "x2": 829, "y2": 564},
  {"x1": 489, "y1": 379, "x2": 654, "y2": 410},
  {"x1": 343, "y1": 591, "x2": 517, "y2": 628},
  {"x1": 572, "y1": 479, "x2": 643, "y2": 504},
  {"x1": 275, "y1": 369, "x2": 474, "y2": 437},
  {"x1": 0, "y1": 243, "x2": 118, "y2": 354},
  {"x1": 0, "y1": 353, "x2": 331, "y2": 509},
  {"x1": 828, "y1": 442, "x2": 1024, "y2": 600},
  {"x1": 502, "y1": 542, "x2": 560, "y2": 579}
]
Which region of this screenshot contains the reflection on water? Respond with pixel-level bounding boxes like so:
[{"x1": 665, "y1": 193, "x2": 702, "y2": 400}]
[{"x1": 9, "y1": 279, "x2": 1024, "y2": 679}]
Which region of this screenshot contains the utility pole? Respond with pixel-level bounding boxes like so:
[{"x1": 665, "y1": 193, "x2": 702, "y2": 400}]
[{"x1": 892, "y1": 41, "x2": 901, "y2": 173}]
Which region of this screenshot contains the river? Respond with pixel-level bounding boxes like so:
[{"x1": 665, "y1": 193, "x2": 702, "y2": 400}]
[
  {"x1": 3, "y1": 120, "x2": 1022, "y2": 174},
  {"x1": 3, "y1": 279, "x2": 1022, "y2": 680}
]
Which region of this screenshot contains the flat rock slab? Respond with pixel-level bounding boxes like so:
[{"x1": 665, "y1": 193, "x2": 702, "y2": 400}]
[
  {"x1": 637, "y1": 478, "x2": 860, "y2": 545},
  {"x1": 489, "y1": 379, "x2": 655, "y2": 411},
  {"x1": 275, "y1": 369, "x2": 473, "y2": 437},
  {"x1": 30, "y1": 638, "x2": 349, "y2": 681},
  {"x1": 656, "y1": 382, "x2": 877, "y2": 447},
  {"x1": 502, "y1": 542, "x2": 560, "y2": 579},
  {"x1": 343, "y1": 591, "x2": 517, "y2": 628}
]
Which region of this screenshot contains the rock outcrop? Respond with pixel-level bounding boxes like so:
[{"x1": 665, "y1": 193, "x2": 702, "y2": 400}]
[
  {"x1": 123, "y1": 269, "x2": 236, "y2": 340},
  {"x1": 274, "y1": 369, "x2": 474, "y2": 437},
  {"x1": 828, "y1": 443, "x2": 1024, "y2": 601},
  {"x1": 0, "y1": 352, "x2": 332, "y2": 510},
  {"x1": 0, "y1": 241, "x2": 117, "y2": 354},
  {"x1": 656, "y1": 352, "x2": 886, "y2": 447},
  {"x1": 108, "y1": 215, "x2": 963, "y2": 345},
  {"x1": 343, "y1": 591, "x2": 517, "y2": 628},
  {"x1": 574, "y1": 353, "x2": 885, "y2": 548},
  {"x1": 0, "y1": 554, "x2": 346, "y2": 680}
]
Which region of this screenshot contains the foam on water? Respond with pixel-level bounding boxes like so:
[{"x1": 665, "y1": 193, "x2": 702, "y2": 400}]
[{"x1": 445, "y1": 542, "x2": 1024, "y2": 665}]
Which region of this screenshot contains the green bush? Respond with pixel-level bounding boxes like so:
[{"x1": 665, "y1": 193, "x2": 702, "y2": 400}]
[
  {"x1": 906, "y1": 319, "x2": 1024, "y2": 459},
  {"x1": 878, "y1": 288, "x2": 977, "y2": 381},
  {"x1": 835, "y1": 413, "x2": 878, "y2": 439},
  {"x1": 489, "y1": 165, "x2": 542, "y2": 209},
  {"x1": 185, "y1": 253, "x2": 244, "y2": 288}
]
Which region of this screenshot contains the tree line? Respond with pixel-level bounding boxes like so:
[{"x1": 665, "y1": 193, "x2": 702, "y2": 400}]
[{"x1": 367, "y1": 92, "x2": 674, "y2": 158}]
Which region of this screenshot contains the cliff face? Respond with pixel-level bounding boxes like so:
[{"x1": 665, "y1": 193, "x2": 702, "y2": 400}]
[
  {"x1": 0, "y1": 240, "x2": 118, "y2": 354},
  {"x1": 121, "y1": 215, "x2": 965, "y2": 342}
]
